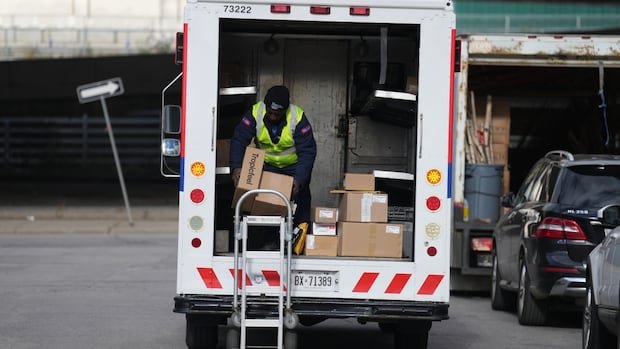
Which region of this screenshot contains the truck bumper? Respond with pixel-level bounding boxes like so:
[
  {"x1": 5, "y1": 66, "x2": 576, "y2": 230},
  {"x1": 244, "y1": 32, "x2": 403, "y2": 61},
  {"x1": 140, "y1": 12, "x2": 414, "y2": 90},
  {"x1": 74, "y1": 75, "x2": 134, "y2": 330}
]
[{"x1": 174, "y1": 295, "x2": 449, "y2": 322}]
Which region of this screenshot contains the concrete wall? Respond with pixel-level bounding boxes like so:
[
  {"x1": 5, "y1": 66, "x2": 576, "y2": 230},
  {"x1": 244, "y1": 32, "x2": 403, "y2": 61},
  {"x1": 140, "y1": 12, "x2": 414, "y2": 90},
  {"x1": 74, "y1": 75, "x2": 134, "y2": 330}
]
[{"x1": 0, "y1": 0, "x2": 184, "y2": 60}]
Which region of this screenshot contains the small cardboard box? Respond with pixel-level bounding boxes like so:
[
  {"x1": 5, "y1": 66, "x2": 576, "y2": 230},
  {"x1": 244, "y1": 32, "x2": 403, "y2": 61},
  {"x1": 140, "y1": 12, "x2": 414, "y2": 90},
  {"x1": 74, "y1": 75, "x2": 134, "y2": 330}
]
[
  {"x1": 491, "y1": 145, "x2": 508, "y2": 165},
  {"x1": 339, "y1": 192, "x2": 388, "y2": 223},
  {"x1": 337, "y1": 222, "x2": 403, "y2": 258},
  {"x1": 232, "y1": 147, "x2": 265, "y2": 212},
  {"x1": 312, "y1": 207, "x2": 338, "y2": 224},
  {"x1": 304, "y1": 235, "x2": 338, "y2": 256},
  {"x1": 251, "y1": 171, "x2": 294, "y2": 215},
  {"x1": 312, "y1": 223, "x2": 337, "y2": 236},
  {"x1": 343, "y1": 173, "x2": 375, "y2": 191}
]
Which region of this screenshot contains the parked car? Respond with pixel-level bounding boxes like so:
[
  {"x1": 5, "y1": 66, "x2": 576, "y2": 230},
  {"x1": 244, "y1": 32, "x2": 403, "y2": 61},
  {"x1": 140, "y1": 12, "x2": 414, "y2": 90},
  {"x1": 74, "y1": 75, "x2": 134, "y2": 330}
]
[
  {"x1": 584, "y1": 211, "x2": 620, "y2": 349},
  {"x1": 491, "y1": 150, "x2": 620, "y2": 325}
]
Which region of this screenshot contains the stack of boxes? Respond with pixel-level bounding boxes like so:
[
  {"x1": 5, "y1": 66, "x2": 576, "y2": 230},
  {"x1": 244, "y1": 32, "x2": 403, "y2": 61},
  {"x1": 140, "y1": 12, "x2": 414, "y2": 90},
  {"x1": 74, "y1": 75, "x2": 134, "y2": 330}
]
[
  {"x1": 304, "y1": 207, "x2": 338, "y2": 256},
  {"x1": 304, "y1": 173, "x2": 404, "y2": 258},
  {"x1": 337, "y1": 174, "x2": 403, "y2": 258}
]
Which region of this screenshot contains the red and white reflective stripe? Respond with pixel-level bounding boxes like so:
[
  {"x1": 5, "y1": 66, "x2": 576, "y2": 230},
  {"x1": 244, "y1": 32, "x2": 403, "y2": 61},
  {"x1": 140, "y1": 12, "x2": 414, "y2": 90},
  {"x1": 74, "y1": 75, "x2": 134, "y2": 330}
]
[
  {"x1": 229, "y1": 268, "x2": 253, "y2": 288},
  {"x1": 417, "y1": 274, "x2": 444, "y2": 295},
  {"x1": 198, "y1": 268, "x2": 444, "y2": 295},
  {"x1": 197, "y1": 267, "x2": 223, "y2": 289},
  {"x1": 352, "y1": 272, "x2": 379, "y2": 293}
]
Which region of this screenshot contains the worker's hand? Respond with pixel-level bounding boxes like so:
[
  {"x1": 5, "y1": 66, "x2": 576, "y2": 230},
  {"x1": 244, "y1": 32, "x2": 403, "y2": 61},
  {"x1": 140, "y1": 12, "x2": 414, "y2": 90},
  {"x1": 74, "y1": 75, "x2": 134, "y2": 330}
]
[
  {"x1": 232, "y1": 168, "x2": 241, "y2": 187},
  {"x1": 292, "y1": 180, "x2": 300, "y2": 199}
]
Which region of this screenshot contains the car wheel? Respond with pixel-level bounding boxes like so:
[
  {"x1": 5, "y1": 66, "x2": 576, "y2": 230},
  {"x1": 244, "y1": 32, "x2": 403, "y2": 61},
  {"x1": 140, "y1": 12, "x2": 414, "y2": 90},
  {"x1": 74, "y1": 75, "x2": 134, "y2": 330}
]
[
  {"x1": 517, "y1": 262, "x2": 547, "y2": 326},
  {"x1": 583, "y1": 281, "x2": 615, "y2": 349},
  {"x1": 491, "y1": 251, "x2": 516, "y2": 311}
]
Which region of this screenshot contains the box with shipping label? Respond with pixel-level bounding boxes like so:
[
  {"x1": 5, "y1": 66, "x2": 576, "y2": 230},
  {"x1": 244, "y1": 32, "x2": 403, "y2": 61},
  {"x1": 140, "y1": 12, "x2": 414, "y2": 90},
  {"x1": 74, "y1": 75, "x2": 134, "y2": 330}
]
[
  {"x1": 312, "y1": 207, "x2": 338, "y2": 224},
  {"x1": 251, "y1": 171, "x2": 294, "y2": 215},
  {"x1": 312, "y1": 223, "x2": 337, "y2": 236},
  {"x1": 337, "y1": 222, "x2": 403, "y2": 258},
  {"x1": 343, "y1": 173, "x2": 375, "y2": 191},
  {"x1": 232, "y1": 147, "x2": 265, "y2": 212},
  {"x1": 339, "y1": 192, "x2": 388, "y2": 223},
  {"x1": 304, "y1": 235, "x2": 338, "y2": 256}
]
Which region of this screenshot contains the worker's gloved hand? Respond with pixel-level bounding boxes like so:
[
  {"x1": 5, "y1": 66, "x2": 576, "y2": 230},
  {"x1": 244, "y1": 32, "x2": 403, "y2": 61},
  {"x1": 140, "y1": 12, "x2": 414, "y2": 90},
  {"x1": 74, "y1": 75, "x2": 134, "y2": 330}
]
[
  {"x1": 292, "y1": 180, "x2": 300, "y2": 199},
  {"x1": 232, "y1": 168, "x2": 241, "y2": 187}
]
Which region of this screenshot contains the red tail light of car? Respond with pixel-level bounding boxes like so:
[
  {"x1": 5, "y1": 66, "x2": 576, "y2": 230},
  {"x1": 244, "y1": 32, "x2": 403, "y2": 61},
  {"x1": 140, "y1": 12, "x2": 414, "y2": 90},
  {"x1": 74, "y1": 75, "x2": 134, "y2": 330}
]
[{"x1": 533, "y1": 217, "x2": 586, "y2": 240}]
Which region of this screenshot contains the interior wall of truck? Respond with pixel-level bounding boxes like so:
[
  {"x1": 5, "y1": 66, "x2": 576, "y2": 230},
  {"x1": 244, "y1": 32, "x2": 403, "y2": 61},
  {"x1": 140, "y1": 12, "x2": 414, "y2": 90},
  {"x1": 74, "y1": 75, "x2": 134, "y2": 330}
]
[
  {"x1": 468, "y1": 64, "x2": 620, "y2": 191},
  {"x1": 215, "y1": 19, "x2": 420, "y2": 252}
]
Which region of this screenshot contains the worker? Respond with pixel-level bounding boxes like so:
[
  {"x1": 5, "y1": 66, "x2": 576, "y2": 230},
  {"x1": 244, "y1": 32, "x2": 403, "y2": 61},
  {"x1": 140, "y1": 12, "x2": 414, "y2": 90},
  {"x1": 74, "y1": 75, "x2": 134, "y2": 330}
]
[{"x1": 230, "y1": 85, "x2": 317, "y2": 227}]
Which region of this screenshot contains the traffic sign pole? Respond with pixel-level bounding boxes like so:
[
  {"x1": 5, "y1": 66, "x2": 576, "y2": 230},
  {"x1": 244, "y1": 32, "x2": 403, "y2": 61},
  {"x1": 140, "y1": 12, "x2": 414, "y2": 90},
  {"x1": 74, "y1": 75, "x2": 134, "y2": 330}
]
[
  {"x1": 100, "y1": 97, "x2": 134, "y2": 226},
  {"x1": 76, "y1": 78, "x2": 133, "y2": 226}
]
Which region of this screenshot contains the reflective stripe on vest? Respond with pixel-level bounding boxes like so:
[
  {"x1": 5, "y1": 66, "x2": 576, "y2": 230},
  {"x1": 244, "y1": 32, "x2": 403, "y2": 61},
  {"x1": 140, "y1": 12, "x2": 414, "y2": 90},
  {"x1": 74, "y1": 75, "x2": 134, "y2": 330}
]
[{"x1": 252, "y1": 102, "x2": 303, "y2": 168}]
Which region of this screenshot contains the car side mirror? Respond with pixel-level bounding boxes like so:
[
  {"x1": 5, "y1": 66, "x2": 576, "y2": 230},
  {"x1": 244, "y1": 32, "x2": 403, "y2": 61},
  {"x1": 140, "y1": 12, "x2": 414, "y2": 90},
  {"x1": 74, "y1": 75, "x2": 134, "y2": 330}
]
[
  {"x1": 598, "y1": 204, "x2": 620, "y2": 227},
  {"x1": 163, "y1": 105, "x2": 181, "y2": 134},
  {"x1": 500, "y1": 192, "x2": 515, "y2": 208}
]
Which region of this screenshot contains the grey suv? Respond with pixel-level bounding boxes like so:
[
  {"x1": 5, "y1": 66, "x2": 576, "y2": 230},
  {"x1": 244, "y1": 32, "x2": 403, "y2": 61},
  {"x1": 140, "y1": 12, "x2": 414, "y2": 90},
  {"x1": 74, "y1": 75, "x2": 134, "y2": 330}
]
[{"x1": 491, "y1": 150, "x2": 620, "y2": 325}]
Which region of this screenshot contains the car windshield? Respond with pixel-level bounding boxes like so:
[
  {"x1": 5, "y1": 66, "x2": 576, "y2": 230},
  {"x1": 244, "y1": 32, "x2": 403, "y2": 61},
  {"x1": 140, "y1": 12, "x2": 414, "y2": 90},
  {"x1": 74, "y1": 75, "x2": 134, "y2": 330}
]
[{"x1": 556, "y1": 165, "x2": 620, "y2": 208}]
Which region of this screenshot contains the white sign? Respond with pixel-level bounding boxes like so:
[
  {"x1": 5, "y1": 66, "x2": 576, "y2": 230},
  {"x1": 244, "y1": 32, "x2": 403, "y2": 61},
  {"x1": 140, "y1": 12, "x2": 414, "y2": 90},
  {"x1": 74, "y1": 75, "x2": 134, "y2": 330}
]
[{"x1": 76, "y1": 77, "x2": 124, "y2": 104}]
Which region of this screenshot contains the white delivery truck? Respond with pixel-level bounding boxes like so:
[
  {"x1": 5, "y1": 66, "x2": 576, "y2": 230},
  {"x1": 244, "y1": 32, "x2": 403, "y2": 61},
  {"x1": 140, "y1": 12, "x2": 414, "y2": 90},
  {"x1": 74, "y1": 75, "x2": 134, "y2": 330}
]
[
  {"x1": 160, "y1": 1, "x2": 455, "y2": 348},
  {"x1": 450, "y1": 34, "x2": 620, "y2": 291}
]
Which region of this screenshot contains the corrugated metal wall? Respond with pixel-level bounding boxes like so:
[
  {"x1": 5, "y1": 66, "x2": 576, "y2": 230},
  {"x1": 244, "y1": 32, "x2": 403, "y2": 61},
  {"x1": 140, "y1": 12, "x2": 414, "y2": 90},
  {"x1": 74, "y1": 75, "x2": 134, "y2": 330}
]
[{"x1": 455, "y1": 0, "x2": 620, "y2": 34}]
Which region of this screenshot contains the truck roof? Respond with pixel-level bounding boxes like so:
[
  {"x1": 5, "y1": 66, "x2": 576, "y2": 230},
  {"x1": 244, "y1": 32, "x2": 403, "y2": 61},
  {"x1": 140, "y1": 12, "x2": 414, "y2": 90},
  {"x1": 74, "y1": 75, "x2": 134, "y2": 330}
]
[{"x1": 189, "y1": 0, "x2": 453, "y2": 10}]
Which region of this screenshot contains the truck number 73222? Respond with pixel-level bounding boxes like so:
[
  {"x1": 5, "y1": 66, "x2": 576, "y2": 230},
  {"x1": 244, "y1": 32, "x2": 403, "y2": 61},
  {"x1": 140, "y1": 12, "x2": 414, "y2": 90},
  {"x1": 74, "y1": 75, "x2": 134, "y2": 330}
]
[{"x1": 223, "y1": 5, "x2": 252, "y2": 13}]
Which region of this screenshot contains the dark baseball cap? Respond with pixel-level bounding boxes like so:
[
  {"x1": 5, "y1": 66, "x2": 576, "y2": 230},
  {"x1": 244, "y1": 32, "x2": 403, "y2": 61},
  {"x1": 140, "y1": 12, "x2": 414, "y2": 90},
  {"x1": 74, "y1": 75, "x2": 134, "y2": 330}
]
[{"x1": 264, "y1": 85, "x2": 290, "y2": 111}]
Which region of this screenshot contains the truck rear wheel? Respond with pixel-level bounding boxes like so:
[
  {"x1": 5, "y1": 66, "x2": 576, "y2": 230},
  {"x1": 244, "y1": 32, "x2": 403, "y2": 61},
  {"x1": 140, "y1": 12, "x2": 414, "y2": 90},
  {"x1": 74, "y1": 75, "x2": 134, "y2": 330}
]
[
  {"x1": 186, "y1": 315, "x2": 218, "y2": 349},
  {"x1": 394, "y1": 320, "x2": 431, "y2": 349}
]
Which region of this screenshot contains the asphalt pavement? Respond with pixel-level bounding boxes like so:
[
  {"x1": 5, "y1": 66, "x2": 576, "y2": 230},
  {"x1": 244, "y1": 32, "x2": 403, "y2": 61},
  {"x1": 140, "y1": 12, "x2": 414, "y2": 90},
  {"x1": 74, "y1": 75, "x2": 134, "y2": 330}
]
[{"x1": 0, "y1": 180, "x2": 180, "y2": 235}]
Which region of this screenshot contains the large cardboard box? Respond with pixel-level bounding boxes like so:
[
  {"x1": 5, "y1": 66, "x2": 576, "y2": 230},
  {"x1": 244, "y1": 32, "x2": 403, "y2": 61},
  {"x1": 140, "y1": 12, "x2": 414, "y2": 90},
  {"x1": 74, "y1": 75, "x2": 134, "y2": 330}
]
[
  {"x1": 343, "y1": 173, "x2": 375, "y2": 191},
  {"x1": 312, "y1": 207, "x2": 338, "y2": 224},
  {"x1": 304, "y1": 235, "x2": 338, "y2": 256},
  {"x1": 312, "y1": 223, "x2": 337, "y2": 236},
  {"x1": 491, "y1": 144, "x2": 508, "y2": 165},
  {"x1": 232, "y1": 147, "x2": 265, "y2": 212},
  {"x1": 337, "y1": 222, "x2": 403, "y2": 258},
  {"x1": 252, "y1": 171, "x2": 294, "y2": 215},
  {"x1": 339, "y1": 192, "x2": 388, "y2": 223}
]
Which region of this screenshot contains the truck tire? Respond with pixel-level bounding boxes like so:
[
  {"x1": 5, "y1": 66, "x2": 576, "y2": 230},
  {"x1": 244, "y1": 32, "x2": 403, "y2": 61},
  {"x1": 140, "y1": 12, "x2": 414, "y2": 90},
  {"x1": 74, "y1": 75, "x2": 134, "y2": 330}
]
[
  {"x1": 394, "y1": 320, "x2": 431, "y2": 349},
  {"x1": 583, "y1": 282, "x2": 615, "y2": 349},
  {"x1": 491, "y1": 252, "x2": 516, "y2": 311},
  {"x1": 517, "y1": 262, "x2": 547, "y2": 326},
  {"x1": 186, "y1": 315, "x2": 218, "y2": 349}
]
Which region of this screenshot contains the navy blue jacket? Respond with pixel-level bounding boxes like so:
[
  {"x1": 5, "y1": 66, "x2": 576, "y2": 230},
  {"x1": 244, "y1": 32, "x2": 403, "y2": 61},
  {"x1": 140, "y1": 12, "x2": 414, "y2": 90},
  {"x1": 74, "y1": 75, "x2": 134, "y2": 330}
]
[{"x1": 229, "y1": 108, "x2": 317, "y2": 186}]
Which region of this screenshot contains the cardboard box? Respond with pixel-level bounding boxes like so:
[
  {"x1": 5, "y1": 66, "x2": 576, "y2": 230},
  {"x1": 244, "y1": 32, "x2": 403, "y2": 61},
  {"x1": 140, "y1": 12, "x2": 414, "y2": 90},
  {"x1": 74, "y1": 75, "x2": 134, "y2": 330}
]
[
  {"x1": 251, "y1": 171, "x2": 294, "y2": 215},
  {"x1": 232, "y1": 147, "x2": 265, "y2": 212},
  {"x1": 216, "y1": 139, "x2": 231, "y2": 168},
  {"x1": 337, "y1": 222, "x2": 403, "y2": 258},
  {"x1": 343, "y1": 173, "x2": 375, "y2": 191},
  {"x1": 339, "y1": 192, "x2": 388, "y2": 223},
  {"x1": 491, "y1": 145, "x2": 508, "y2": 165},
  {"x1": 304, "y1": 235, "x2": 338, "y2": 256},
  {"x1": 312, "y1": 207, "x2": 338, "y2": 224},
  {"x1": 491, "y1": 102, "x2": 511, "y2": 145},
  {"x1": 312, "y1": 223, "x2": 337, "y2": 236}
]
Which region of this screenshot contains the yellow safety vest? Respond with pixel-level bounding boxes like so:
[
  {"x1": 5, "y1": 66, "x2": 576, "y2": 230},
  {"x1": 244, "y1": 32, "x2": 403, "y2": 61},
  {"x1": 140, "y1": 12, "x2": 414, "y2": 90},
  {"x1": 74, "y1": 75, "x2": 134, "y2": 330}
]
[{"x1": 252, "y1": 101, "x2": 304, "y2": 168}]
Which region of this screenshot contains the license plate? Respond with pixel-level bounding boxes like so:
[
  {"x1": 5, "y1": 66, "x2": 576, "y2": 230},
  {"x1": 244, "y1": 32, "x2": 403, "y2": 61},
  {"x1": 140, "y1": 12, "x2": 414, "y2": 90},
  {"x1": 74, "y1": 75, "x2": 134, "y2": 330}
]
[{"x1": 291, "y1": 271, "x2": 338, "y2": 292}]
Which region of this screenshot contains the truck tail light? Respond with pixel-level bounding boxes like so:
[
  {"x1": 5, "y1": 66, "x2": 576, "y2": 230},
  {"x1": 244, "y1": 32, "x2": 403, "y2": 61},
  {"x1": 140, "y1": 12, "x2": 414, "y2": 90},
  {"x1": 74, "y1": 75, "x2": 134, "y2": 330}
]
[
  {"x1": 471, "y1": 237, "x2": 493, "y2": 252},
  {"x1": 310, "y1": 6, "x2": 330, "y2": 14},
  {"x1": 271, "y1": 4, "x2": 291, "y2": 13},
  {"x1": 350, "y1": 7, "x2": 370, "y2": 16},
  {"x1": 533, "y1": 217, "x2": 586, "y2": 240}
]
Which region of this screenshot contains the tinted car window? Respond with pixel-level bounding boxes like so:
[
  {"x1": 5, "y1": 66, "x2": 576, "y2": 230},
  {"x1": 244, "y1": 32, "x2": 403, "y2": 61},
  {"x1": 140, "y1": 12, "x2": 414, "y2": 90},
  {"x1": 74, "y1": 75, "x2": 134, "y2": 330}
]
[
  {"x1": 514, "y1": 161, "x2": 545, "y2": 206},
  {"x1": 555, "y1": 165, "x2": 620, "y2": 208}
]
